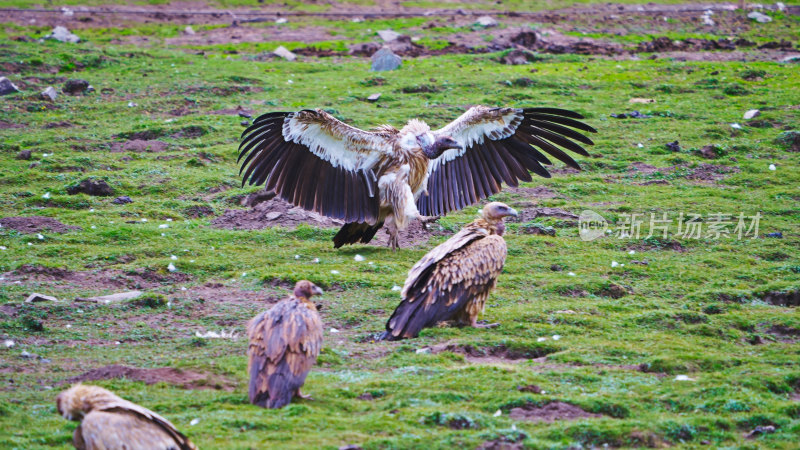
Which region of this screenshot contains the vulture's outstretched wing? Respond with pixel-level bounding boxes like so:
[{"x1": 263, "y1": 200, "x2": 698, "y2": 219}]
[
  {"x1": 247, "y1": 300, "x2": 323, "y2": 408},
  {"x1": 386, "y1": 230, "x2": 507, "y2": 340},
  {"x1": 418, "y1": 106, "x2": 596, "y2": 216},
  {"x1": 86, "y1": 398, "x2": 196, "y2": 450},
  {"x1": 77, "y1": 409, "x2": 196, "y2": 450},
  {"x1": 239, "y1": 109, "x2": 397, "y2": 223}
]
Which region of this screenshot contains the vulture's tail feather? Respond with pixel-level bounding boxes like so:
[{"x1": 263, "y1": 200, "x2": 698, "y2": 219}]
[{"x1": 333, "y1": 221, "x2": 384, "y2": 248}]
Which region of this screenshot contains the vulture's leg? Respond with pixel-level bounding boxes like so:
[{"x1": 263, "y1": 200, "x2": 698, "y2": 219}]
[
  {"x1": 295, "y1": 389, "x2": 313, "y2": 400},
  {"x1": 385, "y1": 215, "x2": 399, "y2": 251}
]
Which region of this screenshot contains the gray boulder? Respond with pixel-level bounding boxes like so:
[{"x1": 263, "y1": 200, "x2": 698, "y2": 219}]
[
  {"x1": 45, "y1": 26, "x2": 80, "y2": 43},
  {"x1": 371, "y1": 47, "x2": 402, "y2": 71},
  {"x1": 0, "y1": 77, "x2": 20, "y2": 95}
]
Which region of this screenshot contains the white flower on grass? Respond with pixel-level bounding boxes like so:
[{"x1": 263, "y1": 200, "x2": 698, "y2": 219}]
[
  {"x1": 368, "y1": 261, "x2": 374, "y2": 265},
  {"x1": 611, "y1": 261, "x2": 620, "y2": 268},
  {"x1": 159, "y1": 224, "x2": 169, "y2": 229},
  {"x1": 628, "y1": 250, "x2": 636, "y2": 255},
  {"x1": 190, "y1": 419, "x2": 200, "y2": 426},
  {"x1": 731, "y1": 123, "x2": 741, "y2": 129},
  {"x1": 0, "y1": 246, "x2": 6, "y2": 250},
  {"x1": 287, "y1": 79, "x2": 293, "y2": 84},
  {"x1": 674, "y1": 374, "x2": 694, "y2": 381},
  {"x1": 189, "y1": 259, "x2": 195, "y2": 263},
  {"x1": 180, "y1": 287, "x2": 187, "y2": 291},
  {"x1": 128, "y1": 102, "x2": 137, "y2": 107},
  {"x1": 768, "y1": 164, "x2": 776, "y2": 171},
  {"x1": 637, "y1": 143, "x2": 643, "y2": 148},
  {"x1": 567, "y1": 272, "x2": 576, "y2": 276},
  {"x1": 552, "y1": 335, "x2": 561, "y2": 340},
  {"x1": 27, "y1": 242, "x2": 33, "y2": 246},
  {"x1": 391, "y1": 285, "x2": 401, "y2": 291},
  {"x1": 167, "y1": 263, "x2": 177, "y2": 272},
  {"x1": 4, "y1": 339, "x2": 14, "y2": 348},
  {"x1": 330, "y1": 328, "x2": 340, "y2": 333},
  {"x1": 493, "y1": 410, "x2": 502, "y2": 417},
  {"x1": 294, "y1": 254, "x2": 300, "y2": 259},
  {"x1": 42, "y1": 192, "x2": 51, "y2": 199},
  {"x1": 195, "y1": 329, "x2": 238, "y2": 339},
  {"x1": 89, "y1": 208, "x2": 95, "y2": 212},
  {"x1": 170, "y1": 255, "x2": 178, "y2": 260},
  {"x1": 241, "y1": 272, "x2": 247, "y2": 277},
  {"x1": 166, "y1": 218, "x2": 173, "y2": 222},
  {"x1": 141, "y1": 218, "x2": 147, "y2": 222},
  {"x1": 90, "y1": 225, "x2": 96, "y2": 229},
  {"x1": 114, "y1": 341, "x2": 121, "y2": 345},
  {"x1": 37, "y1": 234, "x2": 44, "y2": 240},
  {"x1": 330, "y1": 270, "x2": 340, "y2": 275},
  {"x1": 312, "y1": 258, "x2": 320, "y2": 263},
  {"x1": 354, "y1": 254, "x2": 365, "y2": 262},
  {"x1": 537, "y1": 337, "x2": 548, "y2": 342},
  {"x1": 66, "y1": 324, "x2": 71, "y2": 329},
  {"x1": 161, "y1": 233, "x2": 166, "y2": 237}
]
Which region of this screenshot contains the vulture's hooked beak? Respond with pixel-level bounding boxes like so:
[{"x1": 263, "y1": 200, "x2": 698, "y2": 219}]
[
  {"x1": 440, "y1": 136, "x2": 462, "y2": 151},
  {"x1": 312, "y1": 285, "x2": 324, "y2": 296},
  {"x1": 507, "y1": 207, "x2": 519, "y2": 218}
]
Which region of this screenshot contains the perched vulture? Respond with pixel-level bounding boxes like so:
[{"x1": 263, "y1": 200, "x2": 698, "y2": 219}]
[
  {"x1": 247, "y1": 280, "x2": 324, "y2": 409},
  {"x1": 55, "y1": 384, "x2": 197, "y2": 450},
  {"x1": 238, "y1": 106, "x2": 596, "y2": 249},
  {"x1": 381, "y1": 202, "x2": 517, "y2": 340}
]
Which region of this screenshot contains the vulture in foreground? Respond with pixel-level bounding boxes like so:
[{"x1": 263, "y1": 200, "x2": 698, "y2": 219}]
[
  {"x1": 247, "y1": 280, "x2": 324, "y2": 409},
  {"x1": 55, "y1": 384, "x2": 197, "y2": 450},
  {"x1": 238, "y1": 106, "x2": 596, "y2": 249},
  {"x1": 380, "y1": 202, "x2": 517, "y2": 340}
]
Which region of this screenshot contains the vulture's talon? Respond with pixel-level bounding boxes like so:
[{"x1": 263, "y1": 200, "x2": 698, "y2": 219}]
[{"x1": 473, "y1": 322, "x2": 500, "y2": 329}]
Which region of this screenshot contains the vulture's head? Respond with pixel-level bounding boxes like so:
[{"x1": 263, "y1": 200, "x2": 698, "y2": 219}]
[
  {"x1": 422, "y1": 135, "x2": 461, "y2": 159},
  {"x1": 293, "y1": 280, "x2": 324, "y2": 300},
  {"x1": 56, "y1": 384, "x2": 116, "y2": 421},
  {"x1": 481, "y1": 202, "x2": 518, "y2": 222}
]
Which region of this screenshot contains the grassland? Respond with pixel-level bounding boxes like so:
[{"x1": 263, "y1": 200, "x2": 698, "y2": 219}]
[{"x1": 0, "y1": 3, "x2": 799, "y2": 449}]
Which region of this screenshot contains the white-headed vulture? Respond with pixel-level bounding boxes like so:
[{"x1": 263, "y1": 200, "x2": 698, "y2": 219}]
[
  {"x1": 381, "y1": 202, "x2": 517, "y2": 340},
  {"x1": 238, "y1": 106, "x2": 595, "y2": 249},
  {"x1": 56, "y1": 384, "x2": 197, "y2": 450},
  {"x1": 247, "y1": 280, "x2": 324, "y2": 409}
]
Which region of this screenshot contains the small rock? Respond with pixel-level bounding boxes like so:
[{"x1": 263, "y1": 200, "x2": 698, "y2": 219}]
[
  {"x1": 500, "y1": 48, "x2": 537, "y2": 65},
  {"x1": 474, "y1": 15, "x2": 498, "y2": 27},
  {"x1": 240, "y1": 120, "x2": 250, "y2": 127},
  {"x1": 238, "y1": 111, "x2": 252, "y2": 119},
  {"x1": 45, "y1": 26, "x2": 80, "y2": 43},
  {"x1": 415, "y1": 347, "x2": 430, "y2": 354},
  {"x1": 746, "y1": 425, "x2": 776, "y2": 439},
  {"x1": 20, "y1": 351, "x2": 35, "y2": 359},
  {"x1": 77, "y1": 291, "x2": 142, "y2": 303},
  {"x1": 0, "y1": 76, "x2": 20, "y2": 96},
  {"x1": 747, "y1": 11, "x2": 772, "y2": 23},
  {"x1": 241, "y1": 189, "x2": 276, "y2": 207},
  {"x1": 184, "y1": 26, "x2": 195, "y2": 35},
  {"x1": 521, "y1": 223, "x2": 556, "y2": 236},
  {"x1": 16, "y1": 150, "x2": 32, "y2": 160},
  {"x1": 629, "y1": 98, "x2": 655, "y2": 104},
  {"x1": 63, "y1": 79, "x2": 90, "y2": 95},
  {"x1": 273, "y1": 46, "x2": 297, "y2": 61},
  {"x1": 67, "y1": 178, "x2": 114, "y2": 196},
  {"x1": 377, "y1": 29, "x2": 401, "y2": 42},
  {"x1": 25, "y1": 293, "x2": 59, "y2": 303},
  {"x1": 776, "y1": 2, "x2": 786, "y2": 11},
  {"x1": 112, "y1": 195, "x2": 133, "y2": 204},
  {"x1": 774, "y1": 130, "x2": 799, "y2": 151},
  {"x1": 698, "y1": 145, "x2": 720, "y2": 159},
  {"x1": 765, "y1": 232, "x2": 782, "y2": 238},
  {"x1": 167, "y1": 263, "x2": 177, "y2": 272},
  {"x1": 665, "y1": 140, "x2": 681, "y2": 152},
  {"x1": 265, "y1": 211, "x2": 283, "y2": 221},
  {"x1": 275, "y1": 18, "x2": 287, "y2": 24},
  {"x1": 367, "y1": 93, "x2": 381, "y2": 102},
  {"x1": 743, "y1": 109, "x2": 760, "y2": 120},
  {"x1": 371, "y1": 47, "x2": 402, "y2": 72},
  {"x1": 41, "y1": 86, "x2": 58, "y2": 102},
  {"x1": 354, "y1": 254, "x2": 365, "y2": 262}
]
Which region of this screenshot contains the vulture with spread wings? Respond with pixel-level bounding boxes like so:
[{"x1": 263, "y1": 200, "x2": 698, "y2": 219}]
[
  {"x1": 381, "y1": 202, "x2": 517, "y2": 340},
  {"x1": 247, "y1": 280, "x2": 324, "y2": 409},
  {"x1": 56, "y1": 384, "x2": 197, "y2": 450},
  {"x1": 238, "y1": 106, "x2": 595, "y2": 249}
]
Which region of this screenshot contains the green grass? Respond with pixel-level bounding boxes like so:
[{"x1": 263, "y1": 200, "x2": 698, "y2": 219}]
[{"x1": 0, "y1": 11, "x2": 799, "y2": 450}]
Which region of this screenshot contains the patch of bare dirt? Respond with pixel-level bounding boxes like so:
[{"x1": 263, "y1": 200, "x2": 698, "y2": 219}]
[
  {"x1": 625, "y1": 239, "x2": 686, "y2": 252},
  {"x1": 509, "y1": 401, "x2": 601, "y2": 423},
  {"x1": 0, "y1": 216, "x2": 82, "y2": 234},
  {"x1": 504, "y1": 185, "x2": 559, "y2": 199},
  {"x1": 207, "y1": 107, "x2": 255, "y2": 116},
  {"x1": 1, "y1": 264, "x2": 191, "y2": 293},
  {"x1": 110, "y1": 139, "x2": 170, "y2": 152},
  {"x1": 508, "y1": 207, "x2": 579, "y2": 224},
  {"x1": 761, "y1": 291, "x2": 800, "y2": 307},
  {"x1": 431, "y1": 343, "x2": 558, "y2": 364},
  {"x1": 62, "y1": 364, "x2": 235, "y2": 391},
  {"x1": 174, "y1": 281, "x2": 278, "y2": 307},
  {"x1": 0, "y1": 120, "x2": 23, "y2": 129},
  {"x1": 624, "y1": 162, "x2": 739, "y2": 184},
  {"x1": 369, "y1": 220, "x2": 441, "y2": 248},
  {"x1": 682, "y1": 163, "x2": 740, "y2": 182},
  {"x1": 160, "y1": 24, "x2": 334, "y2": 47},
  {"x1": 211, "y1": 197, "x2": 343, "y2": 230}
]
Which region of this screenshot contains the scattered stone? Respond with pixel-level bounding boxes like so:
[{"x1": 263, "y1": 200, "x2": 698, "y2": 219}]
[
  {"x1": 629, "y1": 98, "x2": 655, "y2": 104},
  {"x1": 520, "y1": 223, "x2": 556, "y2": 236},
  {"x1": 41, "y1": 86, "x2": 57, "y2": 102},
  {"x1": 665, "y1": 140, "x2": 681, "y2": 152},
  {"x1": 112, "y1": 195, "x2": 133, "y2": 205},
  {"x1": 240, "y1": 120, "x2": 249, "y2": 126},
  {"x1": 67, "y1": 178, "x2": 114, "y2": 196},
  {"x1": 746, "y1": 425, "x2": 776, "y2": 439},
  {"x1": 16, "y1": 150, "x2": 32, "y2": 160},
  {"x1": 743, "y1": 109, "x2": 760, "y2": 120},
  {"x1": 509, "y1": 401, "x2": 601, "y2": 423},
  {"x1": 747, "y1": 11, "x2": 772, "y2": 23},
  {"x1": 63, "y1": 79, "x2": 90, "y2": 95},
  {"x1": 474, "y1": 16, "x2": 498, "y2": 27},
  {"x1": 184, "y1": 26, "x2": 195, "y2": 35},
  {"x1": 367, "y1": 93, "x2": 381, "y2": 102},
  {"x1": 45, "y1": 26, "x2": 80, "y2": 43},
  {"x1": 371, "y1": 47, "x2": 402, "y2": 72},
  {"x1": 110, "y1": 140, "x2": 168, "y2": 153},
  {"x1": 76, "y1": 291, "x2": 142, "y2": 303},
  {"x1": 25, "y1": 293, "x2": 59, "y2": 303},
  {"x1": 377, "y1": 29, "x2": 401, "y2": 42},
  {"x1": 241, "y1": 189, "x2": 277, "y2": 207},
  {"x1": 611, "y1": 111, "x2": 651, "y2": 119},
  {"x1": 0, "y1": 77, "x2": 20, "y2": 96},
  {"x1": 273, "y1": 46, "x2": 297, "y2": 61},
  {"x1": 0, "y1": 216, "x2": 81, "y2": 234},
  {"x1": 765, "y1": 232, "x2": 783, "y2": 238},
  {"x1": 349, "y1": 42, "x2": 381, "y2": 57},
  {"x1": 275, "y1": 18, "x2": 287, "y2": 24},
  {"x1": 238, "y1": 111, "x2": 252, "y2": 119}
]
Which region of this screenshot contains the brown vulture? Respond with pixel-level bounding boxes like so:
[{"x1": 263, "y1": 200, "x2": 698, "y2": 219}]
[
  {"x1": 238, "y1": 106, "x2": 595, "y2": 249},
  {"x1": 380, "y1": 202, "x2": 517, "y2": 340},
  {"x1": 55, "y1": 384, "x2": 197, "y2": 450},
  {"x1": 247, "y1": 280, "x2": 324, "y2": 409}
]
